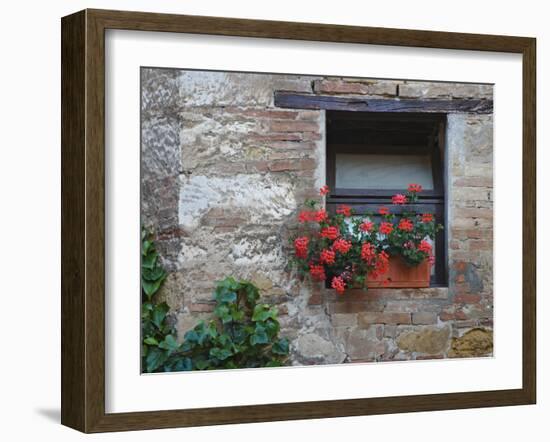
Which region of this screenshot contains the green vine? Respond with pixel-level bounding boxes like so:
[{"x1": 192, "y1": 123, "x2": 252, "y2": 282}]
[
  {"x1": 141, "y1": 228, "x2": 289, "y2": 373},
  {"x1": 141, "y1": 228, "x2": 184, "y2": 373},
  {"x1": 180, "y1": 277, "x2": 290, "y2": 370}
]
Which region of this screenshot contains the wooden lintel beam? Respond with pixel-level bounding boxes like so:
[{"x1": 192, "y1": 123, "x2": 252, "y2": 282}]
[{"x1": 274, "y1": 92, "x2": 493, "y2": 114}]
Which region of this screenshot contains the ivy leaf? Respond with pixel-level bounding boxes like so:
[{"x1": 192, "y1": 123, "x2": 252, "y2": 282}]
[
  {"x1": 194, "y1": 358, "x2": 211, "y2": 370},
  {"x1": 214, "y1": 304, "x2": 232, "y2": 323},
  {"x1": 142, "y1": 278, "x2": 164, "y2": 298},
  {"x1": 142, "y1": 240, "x2": 153, "y2": 256},
  {"x1": 141, "y1": 302, "x2": 153, "y2": 319},
  {"x1": 263, "y1": 318, "x2": 280, "y2": 337},
  {"x1": 272, "y1": 338, "x2": 289, "y2": 355},
  {"x1": 141, "y1": 250, "x2": 157, "y2": 268},
  {"x1": 142, "y1": 266, "x2": 166, "y2": 282},
  {"x1": 145, "y1": 347, "x2": 168, "y2": 372},
  {"x1": 216, "y1": 289, "x2": 237, "y2": 304},
  {"x1": 209, "y1": 347, "x2": 233, "y2": 361},
  {"x1": 252, "y1": 305, "x2": 277, "y2": 322},
  {"x1": 171, "y1": 357, "x2": 193, "y2": 372},
  {"x1": 250, "y1": 324, "x2": 269, "y2": 345},
  {"x1": 143, "y1": 336, "x2": 159, "y2": 346},
  {"x1": 184, "y1": 329, "x2": 199, "y2": 344},
  {"x1": 158, "y1": 334, "x2": 179, "y2": 353},
  {"x1": 151, "y1": 303, "x2": 169, "y2": 328}
]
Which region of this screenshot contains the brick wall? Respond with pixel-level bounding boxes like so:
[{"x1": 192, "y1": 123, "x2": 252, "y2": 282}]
[{"x1": 141, "y1": 68, "x2": 494, "y2": 365}]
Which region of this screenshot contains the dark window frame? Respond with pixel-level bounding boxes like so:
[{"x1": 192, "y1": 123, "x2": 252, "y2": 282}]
[{"x1": 325, "y1": 111, "x2": 448, "y2": 287}]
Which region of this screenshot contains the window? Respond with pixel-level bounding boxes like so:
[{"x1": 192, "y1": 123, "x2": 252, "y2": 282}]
[{"x1": 326, "y1": 111, "x2": 447, "y2": 286}]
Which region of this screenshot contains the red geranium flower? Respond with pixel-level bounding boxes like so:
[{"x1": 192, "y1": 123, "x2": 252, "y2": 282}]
[
  {"x1": 398, "y1": 218, "x2": 414, "y2": 232},
  {"x1": 294, "y1": 237, "x2": 309, "y2": 259},
  {"x1": 332, "y1": 238, "x2": 352, "y2": 254},
  {"x1": 375, "y1": 251, "x2": 390, "y2": 274},
  {"x1": 408, "y1": 183, "x2": 422, "y2": 193},
  {"x1": 378, "y1": 206, "x2": 390, "y2": 216},
  {"x1": 419, "y1": 240, "x2": 432, "y2": 254},
  {"x1": 319, "y1": 248, "x2": 336, "y2": 265},
  {"x1": 361, "y1": 242, "x2": 377, "y2": 263},
  {"x1": 314, "y1": 209, "x2": 328, "y2": 223},
  {"x1": 309, "y1": 264, "x2": 326, "y2": 281},
  {"x1": 379, "y1": 222, "x2": 393, "y2": 235},
  {"x1": 421, "y1": 213, "x2": 434, "y2": 223},
  {"x1": 336, "y1": 204, "x2": 352, "y2": 216},
  {"x1": 319, "y1": 185, "x2": 330, "y2": 196},
  {"x1": 331, "y1": 275, "x2": 346, "y2": 295},
  {"x1": 360, "y1": 220, "x2": 374, "y2": 232},
  {"x1": 320, "y1": 226, "x2": 340, "y2": 240},
  {"x1": 428, "y1": 255, "x2": 436, "y2": 265},
  {"x1": 392, "y1": 194, "x2": 407, "y2": 205},
  {"x1": 298, "y1": 211, "x2": 310, "y2": 223}
]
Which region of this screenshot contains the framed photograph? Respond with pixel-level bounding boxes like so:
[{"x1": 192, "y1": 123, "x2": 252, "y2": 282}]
[{"x1": 61, "y1": 9, "x2": 536, "y2": 433}]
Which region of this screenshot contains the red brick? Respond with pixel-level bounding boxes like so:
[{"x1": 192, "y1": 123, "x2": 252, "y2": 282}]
[
  {"x1": 245, "y1": 161, "x2": 270, "y2": 173},
  {"x1": 454, "y1": 293, "x2": 482, "y2": 304},
  {"x1": 452, "y1": 261, "x2": 467, "y2": 272},
  {"x1": 269, "y1": 158, "x2": 316, "y2": 172},
  {"x1": 250, "y1": 133, "x2": 302, "y2": 142},
  {"x1": 269, "y1": 120, "x2": 319, "y2": 133},
  {"x1": 439, "y1": 309, "x2": 467, "y2": 321},
  {"x1": 232, "y1": 108, "x2": 299, "y2": 119},
  {"x1": 189, "y1": 303, "x2": 215, "y2": 313},
  {"x1": 308, "y1": 293, "x2": 323, "y2": 305}
]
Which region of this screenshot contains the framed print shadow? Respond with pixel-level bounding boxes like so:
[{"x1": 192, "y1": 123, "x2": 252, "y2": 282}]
[{"x1": 61, "y1": 9, "x2": 536, "y2": 433}]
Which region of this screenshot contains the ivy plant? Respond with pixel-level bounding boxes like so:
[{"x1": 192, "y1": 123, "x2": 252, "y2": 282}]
[
  {"x1": 181, "y1": 277, "x2": 290, "y2": 370},
  {"x1": 141, "y1": 228, "x2": 187, "y2": 373},
  {"x1": 141, "y1": 228, "x2": 289, "y2": 372}
]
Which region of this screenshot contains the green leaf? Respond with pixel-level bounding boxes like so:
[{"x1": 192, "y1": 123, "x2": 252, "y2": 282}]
[
  {"x1": 209, "y1": 347, "x2": 233, "y2": 361},
  {"x1": 250, "y1": 324, "x2": 269, "y2": 345},
  {"x1": 252, "y1": 305, "x2": 277, "y2": 322},
  {"x1": 184, "y1": 329, "x2": 199, "y2": 343},
  {"x1": 145, "y1": 347, "x2": 168, "y2": 372},
  {"x1": 142, "y1": 266, "x2": 166, "y2": 282},
  {"x1": 141, "y1": 302, "x2": 153, "y2": 318},
  {"x1": 272, "y1": 338, "x2": 289, "y2": 355},
  {"x1": 141, "y1": 250, "x2": 157, "y2": 268},
  {"x1": 214, "y1": 304, "x2": 232, "y2": 323},
  {"x1": 142, "y1": 278, "x2": 164, "y2": 298},
  {"x1": 194, "y1": 358, "x2": 211, "y2": 370},
  {"x1": 158, "y1": 334, "x2": 179, "y2": 353},
  {"x1": 143, "y1": 336, "x2": 159, "y2": 346},
  {"x1": 171, "y1": 357, "x2": 193, "y2": 372},
  {"x1": 151, "y1": 303, "x2": 169, "y2": 328},
  {"x1": 216, "y1": 289, "x2": 237, "y2": 304}
]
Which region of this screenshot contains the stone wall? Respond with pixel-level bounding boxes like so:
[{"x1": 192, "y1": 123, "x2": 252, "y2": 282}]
[{"x1": 141, "y1": 68, "x2": 494, "y2": 365}]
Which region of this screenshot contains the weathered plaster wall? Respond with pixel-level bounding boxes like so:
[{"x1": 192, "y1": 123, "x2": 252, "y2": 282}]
[{"x1": 141, "y1": 68, "x2": 494, "y2": 365}]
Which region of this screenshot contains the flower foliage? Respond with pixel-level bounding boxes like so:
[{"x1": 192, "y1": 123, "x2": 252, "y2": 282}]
[{"x1": 289, "y1": 184, "x2": 443, "y2": 294}]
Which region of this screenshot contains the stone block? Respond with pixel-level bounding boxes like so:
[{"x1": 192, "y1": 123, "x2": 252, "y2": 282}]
[
  {"x1": 396, "y1": 325, "x2": 451, "y2": 354},
  {"x1": 358, "y1": 312, "x2": 411, "y2": 326},
  {"x1": 448, "y1": 328, "x2": 493, "y2": 357}
]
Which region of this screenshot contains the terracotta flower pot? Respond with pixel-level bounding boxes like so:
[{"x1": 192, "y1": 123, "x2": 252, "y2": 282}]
[{"x1": 367, "y1": 255, "x2": 430, "y2": 288}]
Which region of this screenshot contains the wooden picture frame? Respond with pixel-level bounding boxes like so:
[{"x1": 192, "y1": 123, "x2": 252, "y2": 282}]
[{"x1": 61, "y1": 8, "x2": 536, "y2": 433}]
